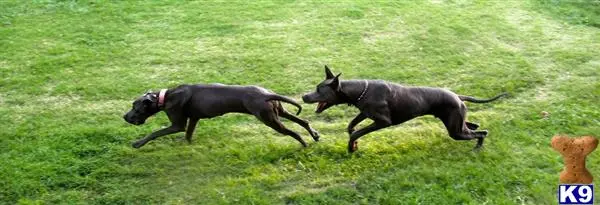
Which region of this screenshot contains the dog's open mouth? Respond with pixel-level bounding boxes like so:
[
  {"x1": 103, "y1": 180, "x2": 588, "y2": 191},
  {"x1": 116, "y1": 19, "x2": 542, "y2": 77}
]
[{"x1": 316, "y1": 102, "x2": 328, "y2": 113}]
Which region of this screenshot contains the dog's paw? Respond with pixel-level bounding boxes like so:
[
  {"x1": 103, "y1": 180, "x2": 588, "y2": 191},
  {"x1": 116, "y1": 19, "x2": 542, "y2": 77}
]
[
  {"x1": 472, "y1": 138, "x2": 485, "y2": 152},
  {"x1": 311, "y1": 130, "x2": 320, "y2": 142},
  {"x1": 131, "y1": 141, "x2": 145, "y2": 149},
  {"x1": 465, "y1": 122, "x2": 480, "y2": 130}
]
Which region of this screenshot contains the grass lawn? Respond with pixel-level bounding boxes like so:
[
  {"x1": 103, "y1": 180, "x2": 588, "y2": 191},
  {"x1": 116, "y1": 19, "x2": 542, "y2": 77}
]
[{"x1": 1, "y1": 0, "x2": 599, "y2": 204}]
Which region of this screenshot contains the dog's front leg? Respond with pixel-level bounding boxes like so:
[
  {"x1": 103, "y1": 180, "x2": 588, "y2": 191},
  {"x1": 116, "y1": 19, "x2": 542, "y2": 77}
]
[
  {"x1": 132, "y1": 125, "x2": 185, "y2": 148},
  {"x1": 132, "y1": 113, "x2": 187, "y2": 149},
  {"x1": 348, "y1": 120, "x2": 390, "y2": 153},
  {"x1": 347, "y1": 113, "x2": 367, "y2": 135},
  {"x1": 185, "y1": 117, "x2": 200, "y2": 143}
]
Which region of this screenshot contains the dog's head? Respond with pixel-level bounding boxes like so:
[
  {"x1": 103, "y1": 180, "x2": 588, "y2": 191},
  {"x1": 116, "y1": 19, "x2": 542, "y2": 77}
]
[
  {"x1": 302, "y1": 65, "x2": 345, "y2": 113},
  {"x1": 123, "y1": 91, "x2": 161, "y2": 125}
]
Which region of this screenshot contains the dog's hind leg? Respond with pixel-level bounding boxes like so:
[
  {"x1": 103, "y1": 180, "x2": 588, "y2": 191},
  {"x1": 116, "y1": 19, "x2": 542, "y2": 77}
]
[
  {"x1": 257, "y1": 109, "x2": 308, "y2": 147},
  {"x1": 441, "y1": 108, "x2": 487, "y2": 150},
  {"x1": 185, "y1": 117, "x2": 200, "y2": 144},
  {"x1": 278, "y1": 105, "x2": 320, "y2": 142}
]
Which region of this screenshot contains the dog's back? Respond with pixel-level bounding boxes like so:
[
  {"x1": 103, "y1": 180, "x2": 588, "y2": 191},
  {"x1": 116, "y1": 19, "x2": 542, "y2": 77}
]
[
  {"x1": 374, "y1": 82, "x2": 459, "y2": 118},
  {"x1": 183, "y1": 84, "x2": 266, "y2": 117}
]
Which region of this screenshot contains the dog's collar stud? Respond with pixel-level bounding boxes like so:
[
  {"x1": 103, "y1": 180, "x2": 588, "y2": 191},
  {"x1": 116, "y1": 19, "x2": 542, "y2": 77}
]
[{"x1": 158, "y1": 89, "x2": 167, "y2": 109}]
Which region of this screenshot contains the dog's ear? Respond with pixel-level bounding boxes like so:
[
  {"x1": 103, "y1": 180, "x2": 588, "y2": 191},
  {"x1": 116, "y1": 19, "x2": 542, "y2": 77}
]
[
  {"x1": 324, "y1": 65, "x2": 335, "y2": 79},
  {"x1": 142, "y1": 94, "x2": 155, "y2": 105},
  {"x1": 330, "y1": 73, "x2": 342, "y2": 90}
]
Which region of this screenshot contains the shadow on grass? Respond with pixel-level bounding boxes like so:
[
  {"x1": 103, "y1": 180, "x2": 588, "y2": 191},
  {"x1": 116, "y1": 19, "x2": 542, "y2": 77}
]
[{"x1": 533, "y1": 0, "x2": 600, "y2": 28}]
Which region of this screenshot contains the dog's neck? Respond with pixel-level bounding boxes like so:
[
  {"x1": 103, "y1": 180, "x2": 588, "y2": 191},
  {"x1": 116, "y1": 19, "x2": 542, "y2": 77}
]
[{"x1": 338, "y1": 80, "x2": 368, "y2": 106}]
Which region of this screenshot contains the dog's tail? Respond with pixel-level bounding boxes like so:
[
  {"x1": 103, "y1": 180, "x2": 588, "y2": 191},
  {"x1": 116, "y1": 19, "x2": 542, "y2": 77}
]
[
  {"x1": 459, "y1": 92, "x2": 509, "y2": 103},
  {"x1": 266, "y1": 94, "x2": 303, "y2": 115}
]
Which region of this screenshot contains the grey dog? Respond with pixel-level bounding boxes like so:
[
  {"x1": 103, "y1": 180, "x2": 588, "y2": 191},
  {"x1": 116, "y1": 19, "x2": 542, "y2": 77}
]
[
  {"x1": 302, "y1": 66, "x2": 507, "y2": 153},
  {"x1": 124, "y1": 84, "x2": 320, "y2": 148}
]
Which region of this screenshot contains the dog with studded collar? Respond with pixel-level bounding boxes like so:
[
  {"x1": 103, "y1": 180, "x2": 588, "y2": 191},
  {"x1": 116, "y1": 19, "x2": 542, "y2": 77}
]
[{"x1": 302, "y1": 65, "x2": 508, "y2": 153}]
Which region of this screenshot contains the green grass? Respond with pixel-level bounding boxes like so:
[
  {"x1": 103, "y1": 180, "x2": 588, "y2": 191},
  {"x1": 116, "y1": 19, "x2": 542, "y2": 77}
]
[{"x1": 1, "y1": 0, "x2": 599, "y2": 204}]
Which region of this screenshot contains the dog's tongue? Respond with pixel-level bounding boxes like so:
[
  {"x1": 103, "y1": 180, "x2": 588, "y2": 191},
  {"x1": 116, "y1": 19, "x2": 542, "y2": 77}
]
[{"x1": 317, "y1": 102, "x2": 327, "y2": 112}]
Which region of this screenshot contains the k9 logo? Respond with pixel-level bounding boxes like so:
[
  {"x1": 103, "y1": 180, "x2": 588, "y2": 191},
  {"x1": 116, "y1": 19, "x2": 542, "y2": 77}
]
[{"x1": 558, "y1": 184, "x2": 594, "y2": 204}]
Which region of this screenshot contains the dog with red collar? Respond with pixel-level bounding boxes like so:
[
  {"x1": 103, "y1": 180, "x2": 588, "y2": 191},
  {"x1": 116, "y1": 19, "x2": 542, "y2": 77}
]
[{"x1": 123, "y1": 84, "x2": 320, "y2": 148}]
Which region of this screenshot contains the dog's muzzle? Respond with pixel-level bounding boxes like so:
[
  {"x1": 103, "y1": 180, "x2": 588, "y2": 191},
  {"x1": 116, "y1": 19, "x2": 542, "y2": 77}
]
[
  {"x1": 123, "y1": 113, "x2": 144, "y2": 125},
  {"x1": 302, "y1": 95, "x2": 310, "y2": 103}
]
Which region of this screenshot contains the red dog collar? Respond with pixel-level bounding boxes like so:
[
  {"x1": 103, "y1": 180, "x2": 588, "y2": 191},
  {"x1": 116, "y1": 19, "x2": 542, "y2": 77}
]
[{"x1": 158, "y1": 89, "x2": 167, "y2": 109}]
